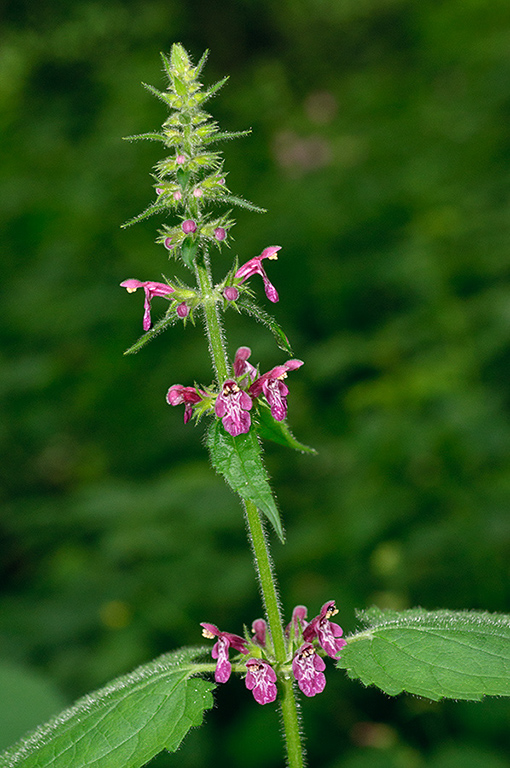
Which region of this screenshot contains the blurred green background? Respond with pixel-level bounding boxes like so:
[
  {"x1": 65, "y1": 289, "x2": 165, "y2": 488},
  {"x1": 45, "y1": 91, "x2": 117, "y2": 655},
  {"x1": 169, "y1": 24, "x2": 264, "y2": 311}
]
[{"x1": 2, "y1": 0, "x2": 510, "y2": 765}]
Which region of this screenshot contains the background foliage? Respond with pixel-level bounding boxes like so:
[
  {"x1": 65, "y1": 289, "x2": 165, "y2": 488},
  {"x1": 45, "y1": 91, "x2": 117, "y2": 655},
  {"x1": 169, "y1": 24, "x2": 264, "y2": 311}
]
[{"x1": 1, "y1": 0, "x2": 510, "y2": 765}]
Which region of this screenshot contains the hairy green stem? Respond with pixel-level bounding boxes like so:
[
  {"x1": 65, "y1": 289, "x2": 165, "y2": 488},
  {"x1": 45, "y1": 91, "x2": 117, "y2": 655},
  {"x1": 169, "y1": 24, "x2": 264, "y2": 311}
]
[
  {"x1": 280, "y1": 676, "x2": 305, "y2": 768},
  {"x1": 195, "y1": 253, "x2": 229, "y2": 383},
  {"x1": 196, "y1": 255, "x2": 305, "y2": 767},
  {"x1": 245, "y1": 499, "x2": 305, "y2": 768}
]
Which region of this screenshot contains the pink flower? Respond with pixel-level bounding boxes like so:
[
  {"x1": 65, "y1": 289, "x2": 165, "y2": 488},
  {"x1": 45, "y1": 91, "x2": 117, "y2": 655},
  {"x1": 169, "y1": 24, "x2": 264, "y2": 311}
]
[
  {"x1": 286, "y1": 605, "x2": 308, "y2": 640},
  {"x1": 251, "y1": 618, "x2": 268, "y2": 648},
  {"x1": 120, "y1": 279, "x2": 174, "y2": 331},
  {"x1": 201, "y1": 623, "x2": 248, "y2": 684},
  {"x1": 245, "y1": 658, "x2": 278, "y2": 705},
  {"x1": 214, "y1": 227, "x2": 227, "y2": 241},
  {"x1": 292, "y1": 643, "x2": 326, "y2": 697},
  {"x1": 163, "y1": 237, "x2": 174, "y2": 250},
  {"x1": 235, "y1": 246, "x2": 281, "y2": 303},
  {"x1": 249, "y1": 359, "x2": 304, "y2": 421},
  {"x1": 166, "y1": 385, "x2": 203, "y2": 424},
  {"x1": 182, "y1": 219, "x2": 197, "y2": 234},
  {"x1": 233, "y1": 346, "x2": 257, "y2": 382},
  {"x1": 215, "y1": 380, "x2": 252, "y2": 436},
  {"x1": 303, "y1": 600, "x2": 346, "y2": 659},
  {"x1": 176, "y1": 154, "x2": 186, "y2": 164}
]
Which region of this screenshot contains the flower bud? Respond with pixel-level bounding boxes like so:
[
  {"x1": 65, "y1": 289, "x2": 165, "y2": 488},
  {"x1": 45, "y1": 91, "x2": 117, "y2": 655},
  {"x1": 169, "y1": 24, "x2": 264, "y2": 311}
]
[
  {"x1": 164, "y1": 237, "x2": 174, "y2": 250},
  {"x1": 176, "y1": 154, "x2": 186, "y2": 164},
  {"x1": 214, "y1": 227, "x2": 227, "y2": 241},
  {"x1": 224, "y1": 286, "x2": 239, "y2": 302},
  {"x1": 156, "y1": 187, "x2": 164, "y2": 195},
  {"x1": 182, "y1": 219, "x2": 197, "y2": 234},
  {"x1": 173, "y1": 190, "x2": 182, "y2": 201},
  {"x1": 193, "y1": 188, "x2": 203, "y2": 198},
  {"x1": 176, "y1": 302, "x2": 190, "y2": 318}
]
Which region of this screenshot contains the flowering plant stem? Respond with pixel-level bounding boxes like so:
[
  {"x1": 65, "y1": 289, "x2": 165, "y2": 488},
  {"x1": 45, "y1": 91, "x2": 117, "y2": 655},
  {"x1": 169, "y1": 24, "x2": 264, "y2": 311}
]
[
  {"x1": 245, "y1": 498, "x2": 305, "y2": 768},
  {"x1": 196, "y1": 251, "x2": 305, "y2": 766}
]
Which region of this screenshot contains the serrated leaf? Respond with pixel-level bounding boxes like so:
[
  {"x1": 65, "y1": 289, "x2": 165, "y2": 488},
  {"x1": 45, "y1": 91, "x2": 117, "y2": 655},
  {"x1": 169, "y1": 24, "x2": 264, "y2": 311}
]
[
  {"x1": 207, "y1": 420, "x2": 284, "y2": 542},
  {"x1": 237, "y1": 298, "x2": 292, "y2": 355},
  {"x1": 255, "y1": 405, "x2": 317, "y2": 454},
  {"x1": 123, "y1": 312, "x2": 180, "y2": 355},
  {"x1": 0, "y1": 647, "x2": 215, "y2": 768},
  {"x1": 220, "y1": 194, "x2": 266, "y2": 213},
  {"x1": 337, "y1": 607, "x2": 510, "y2": 701}
]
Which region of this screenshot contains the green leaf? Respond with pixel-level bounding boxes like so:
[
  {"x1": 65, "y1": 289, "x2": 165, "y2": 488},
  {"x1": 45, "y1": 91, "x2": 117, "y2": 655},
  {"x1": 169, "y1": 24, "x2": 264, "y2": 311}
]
[
  {"x1": 123, "y1": 312, "x2": 180, "y2": 355},
  {"x1": 237, "y1": 298, "x2": 293, "y2": 355},
  {"x1": 181, "y1": 238, "x2": 198, "y2": 268},
  {"x1": 207, "y1": 420, "x2": 284, "y2": 542},
  {"x1": 337, "y1": 607, "x2": 510, "y2": 701},
  {"x1": 0, "y1": 647, "x2": 215, "y2": 768},
  {"x1": 255, "y1": 405, "x2": 317, "y2": 454}
]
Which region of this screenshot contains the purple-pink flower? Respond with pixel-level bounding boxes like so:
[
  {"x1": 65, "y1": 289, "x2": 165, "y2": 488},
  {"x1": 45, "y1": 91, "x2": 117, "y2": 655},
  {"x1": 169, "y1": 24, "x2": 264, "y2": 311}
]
[
  {"x1": 292, "y1": 643, "x2": 326, "y2": 697},
  {"x1": 235, "y1": 246, "x2": 281, "y2": 303},
  {"x1": 233, "y1": 346, "x2": 258, "y2": 382},
  {"x1": 120, "y1": 279, "x2": 174, "y2": 331},
  {"x1": 201, "y1": 623, "x2": 248, "y2": 684},
  {"x1": 215, "y1": 380, "x2": 253, "y2": 436},
  {"x1": 286, "y1": 605, "x2": 308, "y2": 639},
  {"x1": 249, "y1": 359, "x2": 304, "y2": 421},
  {"x1": 214, "y1": 227, "x2": 227, "y2": 241},
  {"x1": 251, "y1": 618, "x2": 268, "y2": 647},
  {"x1": 166, "y1": 385, "x2": 203, "y2": 424},
  {"x1": 245, "y1": 658, "x2": 278, "y2": 705},
  {"x1": 303, "y1": 600, "x2": 346, "y2": 659}
]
